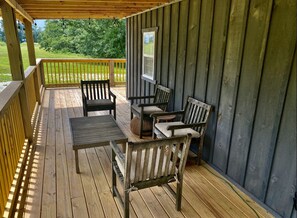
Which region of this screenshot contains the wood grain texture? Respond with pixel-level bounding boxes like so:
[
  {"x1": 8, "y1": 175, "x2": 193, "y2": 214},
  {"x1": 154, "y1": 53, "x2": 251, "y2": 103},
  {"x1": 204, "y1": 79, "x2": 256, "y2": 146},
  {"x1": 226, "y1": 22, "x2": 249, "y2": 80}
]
[
  {"x1": 227, "y1": 0, "x2": 273, "y2": 185},
  {"x1": 168, "y1": 3, "x2": 179, "y2": 110},
  {"x1": 183, "y1": 0, "x2": 201, "y2": 103},
  {"x1": 204, "y1": 0, "x2": 231, "y2": 162},
  {"x1": 194, "y1": 0, "x2": 214, "y2": 101},
  {"x1": 212, "y1": 0, "x2": 249, "y2": 172},
  {"x1": 244, "y1": 0, "x2": 296, "y2": 201},
  {"x1": 174, "y1": 0, "x2": 189, "y2": 110},
  {"x1": 265, "y1": 51, "x2": 296, "y2": 217}
]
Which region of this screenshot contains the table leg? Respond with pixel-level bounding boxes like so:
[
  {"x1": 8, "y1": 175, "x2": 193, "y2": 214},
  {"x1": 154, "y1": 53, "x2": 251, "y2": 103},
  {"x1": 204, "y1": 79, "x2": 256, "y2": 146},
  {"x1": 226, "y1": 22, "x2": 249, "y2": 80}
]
[{"x1": 75, "y1": 150, "x2": 80, "y2": 173}]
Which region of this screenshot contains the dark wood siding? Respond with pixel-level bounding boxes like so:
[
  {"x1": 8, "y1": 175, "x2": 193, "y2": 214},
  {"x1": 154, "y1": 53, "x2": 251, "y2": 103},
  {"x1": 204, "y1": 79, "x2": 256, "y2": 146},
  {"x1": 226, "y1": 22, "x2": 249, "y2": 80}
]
[{"x1": 126, "y1": 0, "x2": 296, "y2": 216}]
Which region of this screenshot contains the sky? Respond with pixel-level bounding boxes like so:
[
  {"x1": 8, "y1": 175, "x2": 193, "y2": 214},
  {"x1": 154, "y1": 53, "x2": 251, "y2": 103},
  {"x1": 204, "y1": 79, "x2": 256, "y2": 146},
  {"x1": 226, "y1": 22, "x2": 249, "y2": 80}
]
[{"x1": 35, "y1": 20, "x2": 45, "y2": 29}]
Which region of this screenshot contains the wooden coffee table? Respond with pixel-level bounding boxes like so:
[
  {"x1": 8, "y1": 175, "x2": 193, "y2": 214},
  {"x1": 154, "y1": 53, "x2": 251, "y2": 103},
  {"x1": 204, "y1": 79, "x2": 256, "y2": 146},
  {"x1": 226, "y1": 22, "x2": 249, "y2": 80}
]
[{"x1": 70, "y1": 115, "x2": 128, "y2": 173}]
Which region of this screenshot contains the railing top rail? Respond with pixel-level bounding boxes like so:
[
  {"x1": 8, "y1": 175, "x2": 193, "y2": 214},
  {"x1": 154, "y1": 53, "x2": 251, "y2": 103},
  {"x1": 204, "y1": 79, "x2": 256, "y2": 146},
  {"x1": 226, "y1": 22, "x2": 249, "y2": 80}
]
[
  {"x1": 0, "y1": 81, "x2": 22, "y2": 116},
  {"x1": 41, "y1": 58, "x2": 126, "y2": 63},
  {"x1": 24, "y1": 66, "x2": 36, "y2": 79}
]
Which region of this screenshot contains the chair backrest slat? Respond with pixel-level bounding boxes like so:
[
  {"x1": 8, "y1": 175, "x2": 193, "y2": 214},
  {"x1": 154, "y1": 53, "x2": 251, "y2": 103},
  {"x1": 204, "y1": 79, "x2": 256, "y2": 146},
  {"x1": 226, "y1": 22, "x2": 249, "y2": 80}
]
[
  {"x1": 182, "y1": 97, "x2": 212, "y2": 133},
  {"x1": 153, "y1": 85, "x2": 171, "y2": 110},
  {"x1": 126, "y1": 135, "x2": 192, "y2": 184},
  {"x1": 81, "y1": 80, "x2": 111, "y2": 100}
]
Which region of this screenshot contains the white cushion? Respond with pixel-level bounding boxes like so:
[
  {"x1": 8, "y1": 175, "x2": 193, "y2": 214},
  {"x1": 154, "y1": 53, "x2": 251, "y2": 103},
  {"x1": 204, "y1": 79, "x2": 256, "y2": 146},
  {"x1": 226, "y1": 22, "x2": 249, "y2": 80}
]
[
  {"x1": 132, "y1": 104, "x2": 163, "y2": 114},
  {"x1": 116, "y1": 148, "x2": 176, "y2": 183},
  {"x1": 155, "y1": 121, "x2": 201, "y2": 138}
]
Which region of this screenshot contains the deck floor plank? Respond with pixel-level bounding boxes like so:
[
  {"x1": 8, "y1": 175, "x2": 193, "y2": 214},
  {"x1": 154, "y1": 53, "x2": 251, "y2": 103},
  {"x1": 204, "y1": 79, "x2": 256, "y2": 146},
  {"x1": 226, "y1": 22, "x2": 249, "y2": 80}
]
[
  {"x1": 24, "y1": 87, "x2": 273, "y2": 218},
  {"x1": 41, "y1": 90, "x2": 57, "y2": 218},
  {"x1": 56, "y1": 88, "x2": 72, "y2": 218}
]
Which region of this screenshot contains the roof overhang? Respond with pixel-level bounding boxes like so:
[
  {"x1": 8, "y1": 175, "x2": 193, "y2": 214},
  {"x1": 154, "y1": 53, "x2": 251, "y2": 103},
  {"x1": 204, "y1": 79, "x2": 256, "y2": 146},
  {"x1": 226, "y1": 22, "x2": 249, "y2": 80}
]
[{"x1": 0, "y1": 0, "x2": 180, "y2": 22}]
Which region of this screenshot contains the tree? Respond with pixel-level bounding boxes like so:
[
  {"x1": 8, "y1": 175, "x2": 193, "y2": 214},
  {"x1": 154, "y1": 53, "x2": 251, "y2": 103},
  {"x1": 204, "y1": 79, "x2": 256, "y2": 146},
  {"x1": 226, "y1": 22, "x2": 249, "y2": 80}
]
[
  {"x1": 39, "y1": 19, "x2": 126, "y2": 58},
  {"x1": 0, "y1": 20, "x2": 5, "y2": 41}
]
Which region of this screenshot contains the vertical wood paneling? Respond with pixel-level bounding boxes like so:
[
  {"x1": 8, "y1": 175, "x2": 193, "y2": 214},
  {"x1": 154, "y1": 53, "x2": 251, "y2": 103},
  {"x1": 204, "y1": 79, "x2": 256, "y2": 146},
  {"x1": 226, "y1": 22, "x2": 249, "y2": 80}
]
[
  {"x1": 245, "y1": 0, "x2": 296, "y2": 200},
  {"x1": 227, "y1": 0, "x2": 273, "y2": 185},
  {"x1": 168, "y1": 4, "x2": 179, "y2": 110},
  {"x1": 156, "y1": 8, "x2": 163, "y2": 84},
  {"x1": 126, "y1": 0, "x2": 296, "y2": 216},
  {"x1": 194, "y1": 0, "x2": 214, "y2": 101},
  {"x1": 212, "y1": 0, "x2": 249, "y2": 172},
  {"x1": 127, "y1": 18, "x2": 132, "y2": 97},
  {"x1": 265, "y1": 52, "x2": 296, "y2": 217},
  {"x1": 204, "y1": 0, "x2": 231, "y2": 161},
  {"x1": 137, "y1": 16, "x2": 142, "y2": 103},
  {"x1": 183, "y1": 0, "x2": 201, "y2": 103},
  {"x1": 175, "y1": 0, "x2": 189, "y2": 110},
  {"x1": 161, "y1": 6, "x2": 171, "y2": 87},
  {"x1": 133, "y1": 16, "x2": 138, "y2": 98},
  {"x1": 146, "y1": 12, "x2": 152, "y2": 98},
  {"x1": 141, "y1": 13, "x2": 146, "y2": 99}
]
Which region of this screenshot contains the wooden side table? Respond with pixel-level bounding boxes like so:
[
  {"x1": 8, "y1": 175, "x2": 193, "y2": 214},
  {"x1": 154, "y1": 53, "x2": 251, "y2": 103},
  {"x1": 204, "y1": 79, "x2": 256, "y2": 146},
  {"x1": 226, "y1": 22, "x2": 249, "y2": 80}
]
[{"x1": 156, "y1": 114, "x2": 176, "y2": 123}]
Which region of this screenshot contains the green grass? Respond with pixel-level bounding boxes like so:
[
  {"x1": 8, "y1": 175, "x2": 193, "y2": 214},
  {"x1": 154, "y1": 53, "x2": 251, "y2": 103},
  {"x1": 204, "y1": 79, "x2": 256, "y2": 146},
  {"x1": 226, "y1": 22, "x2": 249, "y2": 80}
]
[{"x1": 0, "y1": 42, "x2": 87, "y2": 82}]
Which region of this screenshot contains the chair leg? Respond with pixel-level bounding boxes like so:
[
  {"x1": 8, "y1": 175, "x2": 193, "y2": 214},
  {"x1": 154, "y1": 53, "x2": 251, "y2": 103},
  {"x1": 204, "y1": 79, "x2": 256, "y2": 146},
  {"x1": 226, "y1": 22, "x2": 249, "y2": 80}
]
[
  {"x1": 176, "y1": 179, "x2": 183, "y2": 211},
  {"x1": 112, "y1": 163, "x2": 116, "y2": 197},
  {"x1": 124, "y1": 191, "x2": 129, "y2": 218},
  {"x1": 130, "y1": 111, "x2": 133, "y2": 120},
  {"x1": 114, "y1": 107, "x2": 116, "y2": 120}
]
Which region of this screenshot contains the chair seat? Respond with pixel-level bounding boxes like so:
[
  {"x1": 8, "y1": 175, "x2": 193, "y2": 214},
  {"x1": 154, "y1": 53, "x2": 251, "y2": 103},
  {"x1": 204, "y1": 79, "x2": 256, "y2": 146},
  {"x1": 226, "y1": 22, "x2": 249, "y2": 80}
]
[
  {"x1": 131, "y1": 104, "x2": 163, "y2": 115},
  {"x1": 116, "y1": 148, "x2": 176, "y2": 183},
  {"x1": 155, "y1": 121, "x2": 201, "y2": 138},
  {"x1": 87, "y1": 99, "x2": 114, "y2": 107}
]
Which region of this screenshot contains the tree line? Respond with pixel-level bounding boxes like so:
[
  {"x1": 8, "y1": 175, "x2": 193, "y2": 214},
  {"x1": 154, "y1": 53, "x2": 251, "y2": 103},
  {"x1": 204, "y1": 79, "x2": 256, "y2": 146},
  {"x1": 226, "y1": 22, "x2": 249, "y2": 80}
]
[
  {"x1": 39, "y1": 19, "x2": 126, "y2": 58},
  {"x1": 0, "y1": 19, "x2": 126, "y2": 58},
  {"x1": 0, "y1": 20, "x2": 41, "y2": 43}
]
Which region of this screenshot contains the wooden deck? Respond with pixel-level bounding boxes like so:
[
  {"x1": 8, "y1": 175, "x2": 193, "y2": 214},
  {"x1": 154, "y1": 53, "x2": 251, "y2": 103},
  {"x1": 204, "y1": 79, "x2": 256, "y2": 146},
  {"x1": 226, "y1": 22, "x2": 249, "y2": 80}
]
[{"x1": 23, "y1": 87, "x2": 273, "y2": 218}]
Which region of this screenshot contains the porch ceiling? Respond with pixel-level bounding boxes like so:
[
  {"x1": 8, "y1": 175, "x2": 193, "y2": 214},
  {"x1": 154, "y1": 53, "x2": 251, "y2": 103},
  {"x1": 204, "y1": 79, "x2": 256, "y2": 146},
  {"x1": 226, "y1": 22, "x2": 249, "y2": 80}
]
[{"x1": 13, "y1": 0, "x2": 175, "y2": 20}]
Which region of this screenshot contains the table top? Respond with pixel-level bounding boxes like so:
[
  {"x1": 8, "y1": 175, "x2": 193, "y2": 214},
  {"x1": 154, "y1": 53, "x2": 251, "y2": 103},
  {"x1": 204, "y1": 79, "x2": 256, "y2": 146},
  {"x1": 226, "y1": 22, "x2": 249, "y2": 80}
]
[{"x1": 70, "y1": 115, "x2": 128, "y2": 150}]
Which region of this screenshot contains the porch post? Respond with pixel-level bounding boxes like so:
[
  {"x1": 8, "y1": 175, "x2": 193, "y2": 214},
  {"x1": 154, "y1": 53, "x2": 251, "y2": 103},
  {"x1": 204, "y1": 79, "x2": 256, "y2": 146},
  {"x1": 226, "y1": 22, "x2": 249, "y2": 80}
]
[
  {"x1": 24, "y1": 19, "x2": 41, "y2": 104},
  {"x1": 24, "y1": 19, "x2": 36, "y2": 65},
  {"x1": 1, "y1": 1, "x2": 33, "y2": 142}
]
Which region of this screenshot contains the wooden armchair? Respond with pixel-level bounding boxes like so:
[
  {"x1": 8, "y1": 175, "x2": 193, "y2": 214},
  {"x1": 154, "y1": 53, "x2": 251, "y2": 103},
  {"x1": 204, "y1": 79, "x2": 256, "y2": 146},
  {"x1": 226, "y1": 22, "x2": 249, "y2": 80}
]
[
  {"x1": 110, "y1": 134, "x2": 192, "y2": 218},
  {"x1": 128, "y1": 84, "x2": 171, "y2": 138},
  {"x1": 151, "y1": 97, "x2": 212, "y2": 165},
  {"x1": 81, "y1": 80, "x2": 116, "y2": 119}
]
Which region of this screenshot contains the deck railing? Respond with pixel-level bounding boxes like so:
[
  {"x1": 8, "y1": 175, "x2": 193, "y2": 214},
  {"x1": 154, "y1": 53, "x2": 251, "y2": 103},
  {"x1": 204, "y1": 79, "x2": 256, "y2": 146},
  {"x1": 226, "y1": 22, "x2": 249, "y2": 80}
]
[
  {"x1": 0, "y1": 58, "x2": 125, "y2": 216},
  {"x1": 41, "y1": 58, "x2": 126, "y2": 87},
  {"x1": 0, "y1": 62, "x2": 44, "y2": 216}
]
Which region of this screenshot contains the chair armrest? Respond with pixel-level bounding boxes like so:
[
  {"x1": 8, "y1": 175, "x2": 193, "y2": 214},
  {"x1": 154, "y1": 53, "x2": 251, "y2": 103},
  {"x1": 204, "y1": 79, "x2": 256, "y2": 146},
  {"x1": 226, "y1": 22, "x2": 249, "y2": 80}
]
[
  {"x1": 151, "y1": 111, "x2": 184, "y2": 118},
  {"x1": 109, "y1": 91, "x2": 116, "y2": 101},
  {"x1": 110, "y1": 140, "x2": 125, "y2": 165},
  {"x1": 128, "y1": 95, "x2": 155, "y2": 100},
  {"x1": 167, "y1": 122, "x2": 207, "y2": 130},
  {"x1": 138, "y1": 102, "x2": 168, "y2": 107}
]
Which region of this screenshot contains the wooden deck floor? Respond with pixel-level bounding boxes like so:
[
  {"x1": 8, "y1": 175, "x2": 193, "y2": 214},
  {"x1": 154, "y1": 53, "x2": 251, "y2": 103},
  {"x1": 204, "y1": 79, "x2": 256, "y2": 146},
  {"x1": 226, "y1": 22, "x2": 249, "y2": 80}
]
[{"x1": 23, "y1": 87, "x2": 273, "y2": 218}]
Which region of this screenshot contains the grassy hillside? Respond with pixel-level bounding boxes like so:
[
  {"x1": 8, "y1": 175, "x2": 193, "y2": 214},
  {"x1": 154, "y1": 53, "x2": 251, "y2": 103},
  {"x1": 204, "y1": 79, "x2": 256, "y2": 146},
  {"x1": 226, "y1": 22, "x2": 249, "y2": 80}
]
[{"x1": 0, "y1": 42, "x2": 87, "y2": 82}]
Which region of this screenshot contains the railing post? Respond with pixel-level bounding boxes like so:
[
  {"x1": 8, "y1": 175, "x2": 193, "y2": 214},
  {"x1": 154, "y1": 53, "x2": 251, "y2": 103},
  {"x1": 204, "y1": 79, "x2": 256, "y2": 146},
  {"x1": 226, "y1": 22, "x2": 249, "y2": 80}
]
[
  {"x1": 109, "y1": 60, "x2": 115, "y2": 87},
  {"x1": 40, "y1": 60, "x2": 45, "y2": 86},
  {"x1": 24, "y1": 19, "x2": 41, "y2": 104},
  {"x1": 1, "y1": 1, "x2": 33, "y2": 142}
]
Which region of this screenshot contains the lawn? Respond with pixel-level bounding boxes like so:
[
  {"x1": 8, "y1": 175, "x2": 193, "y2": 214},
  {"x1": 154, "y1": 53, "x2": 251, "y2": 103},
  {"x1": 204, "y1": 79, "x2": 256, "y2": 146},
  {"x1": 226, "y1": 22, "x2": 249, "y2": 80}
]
[{"x1": 0, "y1": 42, "x2": 87, "y2": 82}]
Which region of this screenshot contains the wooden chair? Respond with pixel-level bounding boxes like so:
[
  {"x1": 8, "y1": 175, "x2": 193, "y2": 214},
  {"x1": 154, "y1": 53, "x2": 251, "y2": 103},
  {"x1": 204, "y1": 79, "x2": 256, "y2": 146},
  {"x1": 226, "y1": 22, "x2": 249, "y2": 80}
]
[
  {"x1": 110, "y1": 134, "x2": 192, "y2": 218},
  {"x1": 151, "y1": 97, "x2": 212, "y2": 165},
  {"x1": 128, "y1": 84, "x2": 171, "y2": 138},
  {"x1": 81, "y1": 80, "x2": 116, "y2": 119}
]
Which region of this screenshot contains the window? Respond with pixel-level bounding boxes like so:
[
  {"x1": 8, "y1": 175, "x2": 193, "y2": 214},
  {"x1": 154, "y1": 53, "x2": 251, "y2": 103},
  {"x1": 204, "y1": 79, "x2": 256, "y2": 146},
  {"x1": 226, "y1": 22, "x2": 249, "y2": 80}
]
[{"x1": 142, "y1": 27, "x2": 158, "y2": 84}]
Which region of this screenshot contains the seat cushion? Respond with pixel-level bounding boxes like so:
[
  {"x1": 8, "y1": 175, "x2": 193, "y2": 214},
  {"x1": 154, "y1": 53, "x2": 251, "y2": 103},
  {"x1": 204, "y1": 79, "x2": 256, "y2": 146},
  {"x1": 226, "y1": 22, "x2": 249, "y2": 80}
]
[
  {"x1": 155, "y1": 121, "x2": 201, "y2": 138},
  {"x1": 116, "y1": 147, "x2": 176, "y2": 183},
  {"x1": 87, "y1": 99, "x2": 114, "y2": 107},
  {"x1": 131, "y1": 104, "x2": 163, "y2": 115}
]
